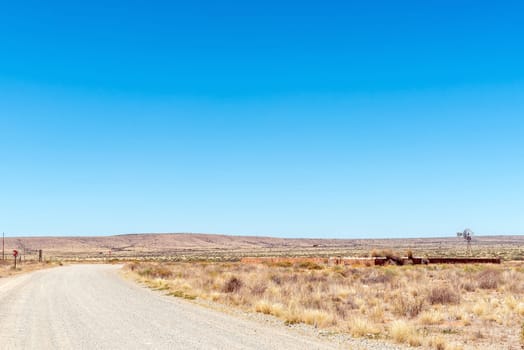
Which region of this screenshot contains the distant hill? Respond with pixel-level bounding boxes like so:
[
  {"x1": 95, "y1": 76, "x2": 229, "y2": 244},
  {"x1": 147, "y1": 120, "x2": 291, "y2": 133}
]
[{"x1": 3, "y1": 233, "x2": 523, "y2": 260}]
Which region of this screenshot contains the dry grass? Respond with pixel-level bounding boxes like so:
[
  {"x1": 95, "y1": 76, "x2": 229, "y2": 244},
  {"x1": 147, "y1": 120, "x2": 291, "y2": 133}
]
[
  {"x1": 389, "y1": 320, "x2": 422, "y2": 346},
  {"x1": 427, "y1": 335, "x2": 449, "y2": 350},
  {"x1": 419, "y1": 310, "x2": 445, "y2": 325},
  {"x1": 427, "y1": 286, "x2": 460, "y2": 305},
  {"x1": 0, "y1": 259, "x2": 60, "y2": 278},
  {"x1": 477, "y1": 269, "x2": 501, "y2": 289},
  {"x1": 125, "y1": 261, "x2": 524, "y2": 349},
  {"x1": 349, "y1": 317, "x2": 381, "y2": 338}
]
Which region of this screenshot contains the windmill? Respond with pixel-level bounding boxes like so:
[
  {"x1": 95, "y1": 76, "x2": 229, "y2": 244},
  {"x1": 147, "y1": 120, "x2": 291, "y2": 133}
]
[{"x1": 457, "y1": 228, "x2": 474, "y2": 255}]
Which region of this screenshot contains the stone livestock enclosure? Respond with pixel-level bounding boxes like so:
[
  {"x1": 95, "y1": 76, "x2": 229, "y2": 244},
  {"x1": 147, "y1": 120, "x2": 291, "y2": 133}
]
[{"x1": 240, "y1": 256, "x2": 502, "y2": 266}]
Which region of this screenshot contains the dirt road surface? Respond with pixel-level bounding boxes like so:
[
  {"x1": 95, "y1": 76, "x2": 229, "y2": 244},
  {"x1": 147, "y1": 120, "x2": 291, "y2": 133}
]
[{"x1": 0, "y1": 264, "x2": 346, "y2": 350}]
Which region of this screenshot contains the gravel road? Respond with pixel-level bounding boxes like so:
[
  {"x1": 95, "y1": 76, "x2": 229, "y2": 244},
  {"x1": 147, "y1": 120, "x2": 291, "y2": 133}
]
[{"x1": 0, "y1": 264, "x2": 348, "y2": 350}]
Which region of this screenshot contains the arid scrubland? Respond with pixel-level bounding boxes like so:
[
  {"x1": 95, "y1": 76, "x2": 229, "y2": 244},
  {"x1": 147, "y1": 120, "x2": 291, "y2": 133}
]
[
  {"x1": 5, "y1": 234, "x2": 524, "y2": 261},
  {"x1": 0, "y1": 259, "x2": 59, "y2": 278},
  {"x1": 126, "y1": 260, "x2": 524, "y2": 349}
]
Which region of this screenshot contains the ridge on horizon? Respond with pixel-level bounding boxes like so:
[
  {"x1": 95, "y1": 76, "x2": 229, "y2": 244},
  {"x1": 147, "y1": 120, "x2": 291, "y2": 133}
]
[{"x1": 4, "y1": 231, "x2": 521, "y2": 240}]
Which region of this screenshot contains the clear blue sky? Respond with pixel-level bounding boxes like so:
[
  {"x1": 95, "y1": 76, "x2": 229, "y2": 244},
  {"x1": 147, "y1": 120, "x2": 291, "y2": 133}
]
[{"x1": 1, "y1": 1, "x2": 523, "y2": 238}]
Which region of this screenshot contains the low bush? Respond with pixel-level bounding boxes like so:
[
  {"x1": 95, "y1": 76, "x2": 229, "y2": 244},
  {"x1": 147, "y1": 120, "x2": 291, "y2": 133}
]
[
  {"x1": 223, "y1": 276, "x2": 242, "y2": 293},
  {"x1": 250, "y1": 282, "x2": 267, "y2": 296},
  {"x1": 393, "y1": 293, "x2": 425, "y2": 317},
  {"x1": 477, "y1": 269, "x2": 501, "y2": 289},
  {"x1": 427, "y1": 286, "x2": 460, "y2": 305},
  {"x1": 138, "y1": 265, "x2": 173, "y2": 279},
  {"x1": 297, "y1": 261, "x2": 323, "y2": 270}
]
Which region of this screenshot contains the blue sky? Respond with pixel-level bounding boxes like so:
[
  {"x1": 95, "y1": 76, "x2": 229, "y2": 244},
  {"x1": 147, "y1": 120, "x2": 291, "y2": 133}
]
[{"x1": 1, "y1": 1, "x2": 523, "y2": 237}]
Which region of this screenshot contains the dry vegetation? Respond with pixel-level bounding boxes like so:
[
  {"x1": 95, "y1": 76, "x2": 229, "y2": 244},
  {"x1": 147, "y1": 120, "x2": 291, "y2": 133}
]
[
  {"x1": 0, "y1": 259, "x2": 60, "y2": 278},
  {"x1": 126, "y1": 259, "x2": 524, "y2": 350}
]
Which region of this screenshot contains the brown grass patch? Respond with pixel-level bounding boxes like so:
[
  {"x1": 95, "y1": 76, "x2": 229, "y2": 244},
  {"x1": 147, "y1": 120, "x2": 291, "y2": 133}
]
[
  {"x1": 125, "y1": 261, "x2": 524, "y2": 349},
  {"x1": 223, "y1": 277, "x2": 243, "y2": 293},
  {"x1": 427, "y1": 286, "x2": 460, "y2": 305},
  {"x1": 477, "y1": 269, "x2": 501, "y2": 289}
]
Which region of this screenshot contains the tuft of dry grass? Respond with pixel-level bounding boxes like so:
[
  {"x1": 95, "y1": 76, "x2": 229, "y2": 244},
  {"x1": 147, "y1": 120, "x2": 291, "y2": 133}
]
[
  {"x1": 472, "y1": 299, "x2": 490, "y2": 317},
  {"x1": 419, "y1": 310, "x2": 445, "y2": 325},
  {"x1": 137, "y1": 265, "x2": 173, "y2": 279},
  {"x1": 349, "y1": 317, "x2": 381, "y2": 338},
  {"x1": 428, "y1": 335, "x2": 446, "y2": 350},
  {"x1": 301, "y1": 309, "x2": 333, "y2": 328},
  {"x1": 389, "y1": 320, "x2": 422, "y2": 346},
  {"x1": 517, "y1": 303, "x2": 524, "y2": 316},
  {"x1": 254, "y1": 300, "x2": 284, "y2": 317}
]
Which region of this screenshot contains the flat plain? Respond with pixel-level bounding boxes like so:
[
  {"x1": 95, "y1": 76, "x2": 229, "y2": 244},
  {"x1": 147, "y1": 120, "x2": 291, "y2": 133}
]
[
  {"x1": 3, "y1": 233, "x2": 524, "y2": 261},
  {"x1": 2, "y1": 233, "x2": 523, "y2": 349}
]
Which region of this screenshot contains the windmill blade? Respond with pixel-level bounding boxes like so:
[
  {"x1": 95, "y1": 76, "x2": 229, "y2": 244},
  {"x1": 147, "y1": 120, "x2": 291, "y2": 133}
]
[{"x1": 463, "y1": 228, "x2": 474, "y2": 236}]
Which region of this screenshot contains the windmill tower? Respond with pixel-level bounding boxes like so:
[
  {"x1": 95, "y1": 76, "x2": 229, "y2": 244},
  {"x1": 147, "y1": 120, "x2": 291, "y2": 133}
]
[{"x1": 457, "y1": 228, "x2": 474, "y2": 256}]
